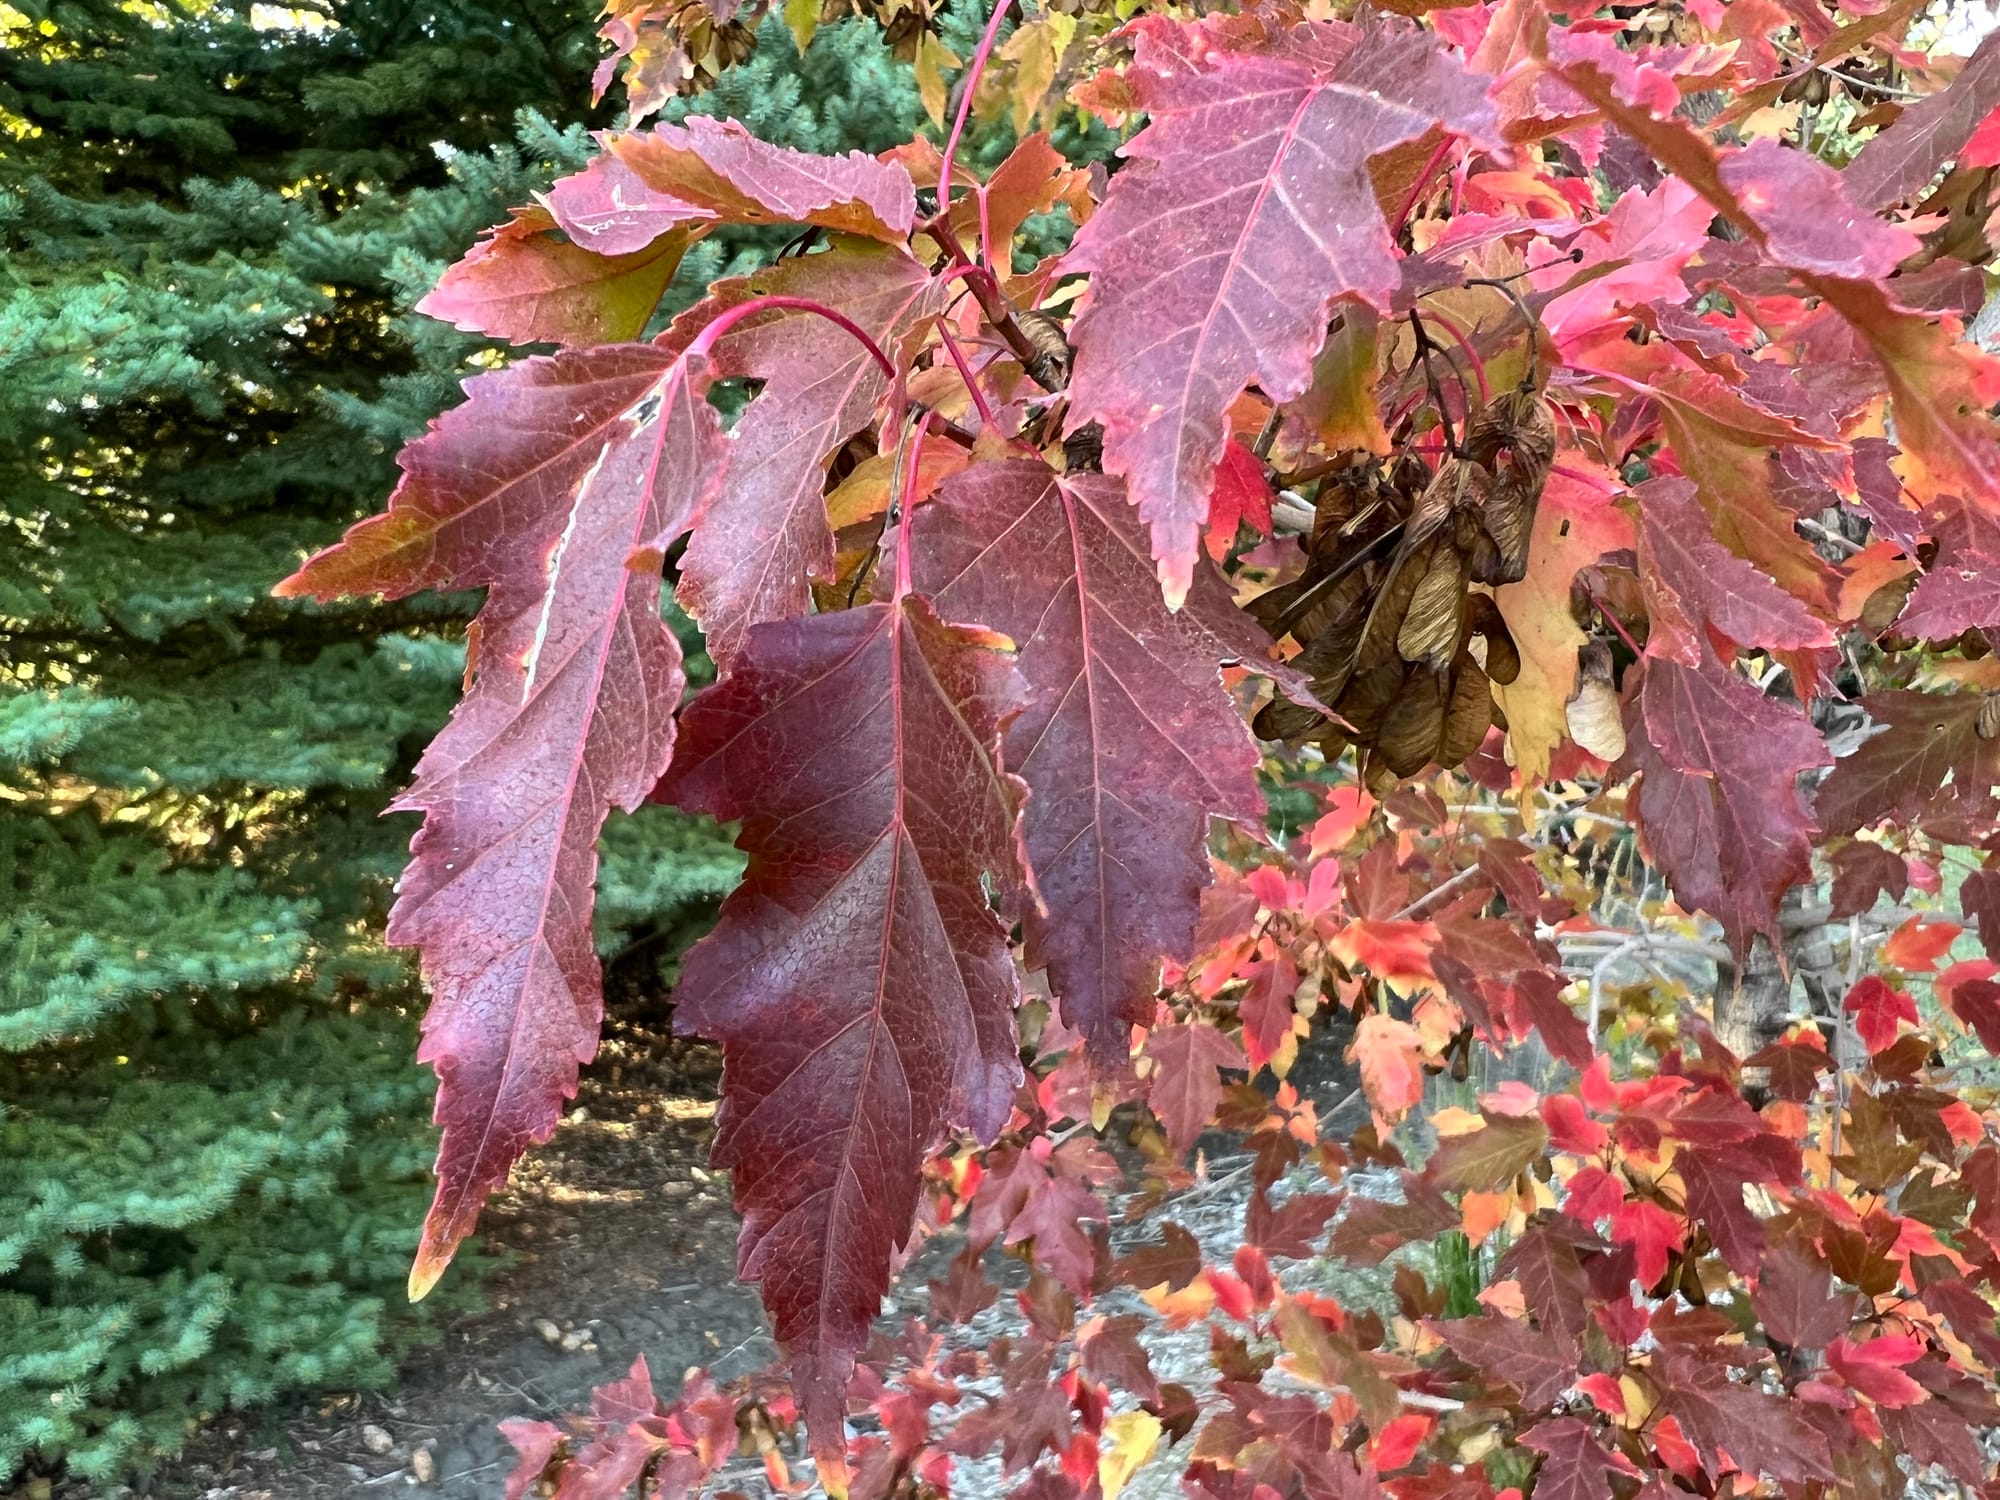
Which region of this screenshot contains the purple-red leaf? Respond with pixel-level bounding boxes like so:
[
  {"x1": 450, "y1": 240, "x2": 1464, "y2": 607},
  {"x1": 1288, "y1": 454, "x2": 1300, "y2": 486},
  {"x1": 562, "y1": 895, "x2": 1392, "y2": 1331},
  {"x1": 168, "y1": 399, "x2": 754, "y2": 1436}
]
[
  {"x1": 911, "y1": 460, "x2": 1273, "y2": 1056},
  {"x1": 1843, "y1": 28, "x2": 2000, "y2": 212},
  {"x1": 1063, "y1": 10, "x2": 1495, "y2": 602},
  {"x1": 278, "y1": 346, "x2": 727, "y2": 1293},
  {"x1": 1659, "y1": 1348, "x2": 1835, "y2": 1484},
  {"x1": 1145, "y1": 1019, "x2": 1247, "y2": 1153},
  {"x1": 1622, "y1": 650, "x2": 1829, "y2": 954},
  {"x1": 1896, "y1": 500, "x2": 2000, "y2": 641},
  {"x1": 1430, "y1": 1314, "x2": 1580, "y2": 1409},
  {"x1": 276, "y1": 344, "x2": 679, "y2": 600},
  {"x1": 1816, "y1": 690, "x2": 2000, "y2": 836},
  {"x1": 1524, "y1": 1418, "x2": 1627, "y2": 1500},
  {"x1": 546, "y1": 117, "x2": 916, "y2": 256},
  {"x1": 676, "y1": 243, "x2": 945, "y2": 667},
  {"x1": 1750, "y1": 1240, "x2": 1856, "y2": 1351},
  {"x1": 658, "y1": 593, "x2": 1028, "y2": 1457},
  {"x1": 1632, "y1": 475, "x2": 1833, "y2": 659}
]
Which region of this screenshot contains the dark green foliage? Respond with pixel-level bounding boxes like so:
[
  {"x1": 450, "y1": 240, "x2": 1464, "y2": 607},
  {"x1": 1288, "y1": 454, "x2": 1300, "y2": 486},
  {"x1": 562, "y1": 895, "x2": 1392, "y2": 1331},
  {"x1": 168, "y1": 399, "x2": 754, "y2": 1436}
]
[{"x1": 0, "y1": 0, "x2": 921, "y2": 1480}]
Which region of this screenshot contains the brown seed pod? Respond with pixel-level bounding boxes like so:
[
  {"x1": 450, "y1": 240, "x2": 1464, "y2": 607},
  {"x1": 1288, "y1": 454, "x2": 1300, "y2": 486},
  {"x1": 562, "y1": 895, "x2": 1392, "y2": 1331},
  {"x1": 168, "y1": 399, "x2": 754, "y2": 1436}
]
[
  {"x1": 1252, "y1": 692, "x2": 1332, "y2": 745},
  {"x1": 1355, "y1": 533, "x2": 1438, "y2": 672},
  {"x1": 1465, "y1": 593, "x2": 1521, "y2": 685},
  {"x1": 1466, "y1": 388, "x2": 1557, "y2": 488},
  {"x1": 1378, "y1": 668, "x2": 1448, "y2": 777},
  {"x1": 1333, "y1": 660, "x2": 1410, "y2": 745},
  {"x1": 1476, "y1": 477, "x2": 1536, "y2": 585},
  {"x1": 1398, "y1": 545, "x2": 1466, "y2": 671},
  {"x1": 1438, "y1": 652, "x2": 1494, "y2": 767},
  {"x1": 1452, "y1": 504, "x2": 1503, "y2": 584}
]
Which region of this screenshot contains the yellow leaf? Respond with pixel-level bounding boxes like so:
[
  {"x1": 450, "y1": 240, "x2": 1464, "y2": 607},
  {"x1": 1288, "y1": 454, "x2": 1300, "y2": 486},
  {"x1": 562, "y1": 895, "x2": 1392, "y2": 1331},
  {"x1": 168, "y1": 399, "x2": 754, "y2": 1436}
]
[
  {"x1": 1098, "y1": 1411, "x2": 1163, "y2": 1500},
  {"x1": 1302, "y1": 305, "x2": 1392, "y2": 455},
  {"x1": 824, "y1": 446, "x2": 971, "y2": 530},
  {"x1": 1141, "y1": 1276, "x2": 1215, "y2": 1326},
  {"x1": 1428, "y1": 1105, "x2": 1484, "y2": 1137},
  {"x1": 997, "y1": 18, "x2": 1058, "y2": 135},
  {"x1": 914, "y1": 31, "x2": 960, "y2": 130},
  {"x1": 782, "y1": 0, "x2": 818, "y2": 53},
  {"x1": 1490, "y1": 460, "x2": 1632, "y2": 780}
]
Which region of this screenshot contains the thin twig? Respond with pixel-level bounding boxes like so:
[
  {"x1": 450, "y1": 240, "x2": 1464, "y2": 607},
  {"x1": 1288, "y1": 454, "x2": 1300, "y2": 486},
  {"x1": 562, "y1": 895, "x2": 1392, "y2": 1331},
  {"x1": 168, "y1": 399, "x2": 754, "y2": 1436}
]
[
  {"x1": 1391, "y1": 864, "x2": 1485, "y2": 922},
  {"x1": 1408, "y1": 308, "x2": 1467, "y2": 454}
]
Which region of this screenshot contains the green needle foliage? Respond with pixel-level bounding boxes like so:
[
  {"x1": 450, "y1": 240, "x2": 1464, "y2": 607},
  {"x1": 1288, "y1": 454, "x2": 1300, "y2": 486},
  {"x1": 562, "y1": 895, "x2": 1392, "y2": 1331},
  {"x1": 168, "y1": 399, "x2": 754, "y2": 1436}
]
[{"x1": 0, "y1": 0, "x2": 921, "y2": 1479}]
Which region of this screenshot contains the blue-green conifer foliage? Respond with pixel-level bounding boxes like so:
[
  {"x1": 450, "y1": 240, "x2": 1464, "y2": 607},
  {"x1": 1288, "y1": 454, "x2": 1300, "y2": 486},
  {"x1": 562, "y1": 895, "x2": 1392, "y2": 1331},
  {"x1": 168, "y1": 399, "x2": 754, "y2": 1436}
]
[{"x1": 0, "y1": 0, "x2": 923, "y2": 1478}]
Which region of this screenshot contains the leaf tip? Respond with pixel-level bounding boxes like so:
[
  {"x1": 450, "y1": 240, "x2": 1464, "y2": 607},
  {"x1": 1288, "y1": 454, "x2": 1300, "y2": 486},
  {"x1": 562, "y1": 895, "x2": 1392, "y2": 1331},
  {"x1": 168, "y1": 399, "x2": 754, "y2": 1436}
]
[
  {"x1": 407, "y1": 1243, "x2": 454, "y2": 1302},
  {"x1": 402, "y1": 1256, "x2": 446, "y2": 1304}
]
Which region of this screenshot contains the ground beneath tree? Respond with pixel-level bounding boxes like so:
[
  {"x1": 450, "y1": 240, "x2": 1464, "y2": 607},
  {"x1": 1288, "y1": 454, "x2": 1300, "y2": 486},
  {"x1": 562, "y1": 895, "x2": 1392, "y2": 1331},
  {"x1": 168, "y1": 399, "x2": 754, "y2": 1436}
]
[
  {"x1": 20, "y1": 1008, "x2": 1370, "y2": 1500},
  {"x1": 34, "y1": 1016, "x2": 772, "y2": 1500}
]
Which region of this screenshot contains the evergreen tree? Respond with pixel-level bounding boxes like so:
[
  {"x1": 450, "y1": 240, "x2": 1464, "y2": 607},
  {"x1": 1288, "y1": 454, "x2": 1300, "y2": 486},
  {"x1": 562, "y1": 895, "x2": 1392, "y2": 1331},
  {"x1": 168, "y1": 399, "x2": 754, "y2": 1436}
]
[{"x1": 0, "y1": 0, "x2": 918, "y2": 1480}]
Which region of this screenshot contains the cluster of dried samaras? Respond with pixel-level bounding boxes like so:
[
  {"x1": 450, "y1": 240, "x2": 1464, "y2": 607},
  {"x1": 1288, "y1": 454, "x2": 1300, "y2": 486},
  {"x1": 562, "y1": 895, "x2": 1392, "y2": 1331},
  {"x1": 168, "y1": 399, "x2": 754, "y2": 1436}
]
[{"x1": 1252, "y1": 388, "x2": 1558, "y2": 791}]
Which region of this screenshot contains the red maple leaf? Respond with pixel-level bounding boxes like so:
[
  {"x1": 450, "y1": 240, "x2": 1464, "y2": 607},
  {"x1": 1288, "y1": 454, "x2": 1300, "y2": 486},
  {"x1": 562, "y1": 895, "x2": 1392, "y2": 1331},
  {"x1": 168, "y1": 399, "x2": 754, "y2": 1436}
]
[
  {"x1": 658, "y1": 593, "x2": 1029, "y2": 1456},
  {"x1": 1610, "y1": 1198, "x2": 1684, "y2": 1286},
  {"x1": 911, "y1": 460, "x2": 1275, "y2": 1056},
  {"x1": 278, "y1": 346, "x2": 727, "y2": 1291},
  {"x1": 675, "y1": 244, "x2": 946, "y2": 667},
  {"x1": 1846, "y1": 975, "x2": 1920, "y2": 1054},
  {"x1": 1146, "y1": 1019, "x2": 1248, "y2": 1154},
  {"x1": 1623, "y1": 649, "x2": 1829, "y2": 953},
  {"x1": 1238, "y1": 954, "x2": 1305, "y2": 1074},
  {"x1": 1827, "y1": 1334, "x2": 1928, "y2": 1408},
  {"x1": 1205, "y1": 439, "x2": 1276, "y2": 560},
  {"x1": 1063, "y1": 9, "x2": 1495, "y2": 600}
]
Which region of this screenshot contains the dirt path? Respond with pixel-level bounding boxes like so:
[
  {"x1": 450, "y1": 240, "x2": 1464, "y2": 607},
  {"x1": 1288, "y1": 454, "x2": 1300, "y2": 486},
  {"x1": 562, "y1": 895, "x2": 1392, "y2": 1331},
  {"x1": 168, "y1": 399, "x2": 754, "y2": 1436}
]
[{"x1": 104, "y1": 1021, "x2": 768, "y2": 1500}]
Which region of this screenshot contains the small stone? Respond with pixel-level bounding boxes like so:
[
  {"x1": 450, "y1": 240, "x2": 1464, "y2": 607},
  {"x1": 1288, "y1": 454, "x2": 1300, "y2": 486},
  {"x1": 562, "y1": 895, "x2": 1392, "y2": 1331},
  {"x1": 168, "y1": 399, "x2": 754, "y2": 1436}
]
[
  {"x1": 410, "y1": 1446, "x2": 436, "y2": 1485},
  {"x1": 26, "y1": 1478, "x2": 52, "y2": 1500},
  {"x1": 361, "y1": 1424, "x2": 395, "y2": 1456},
  {"x1": 534, "y1": 1317, "x2": 563, "y2": 1345},
  {"x1": 558, "y1": 1327, "x2": 594, "y2": 1353}
]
